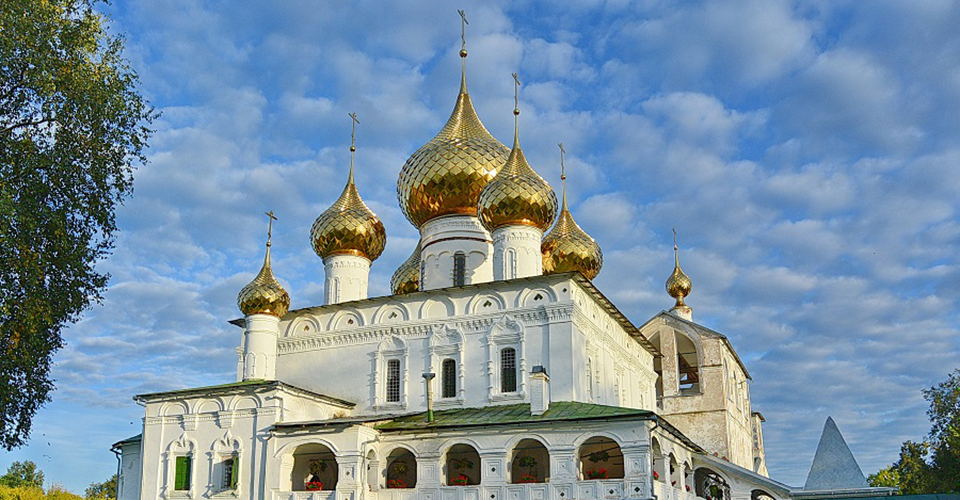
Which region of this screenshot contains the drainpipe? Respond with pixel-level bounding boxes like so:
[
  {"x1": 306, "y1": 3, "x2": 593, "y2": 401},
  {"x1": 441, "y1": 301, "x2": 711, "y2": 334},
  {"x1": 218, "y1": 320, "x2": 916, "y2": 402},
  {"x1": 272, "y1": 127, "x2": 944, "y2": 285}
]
[
  {"x1": 423, "y1": 373, "x2": 436, "y2": 422},
  {"x1": 111, "y1": 444, "x2": 122, "y2": 500}
]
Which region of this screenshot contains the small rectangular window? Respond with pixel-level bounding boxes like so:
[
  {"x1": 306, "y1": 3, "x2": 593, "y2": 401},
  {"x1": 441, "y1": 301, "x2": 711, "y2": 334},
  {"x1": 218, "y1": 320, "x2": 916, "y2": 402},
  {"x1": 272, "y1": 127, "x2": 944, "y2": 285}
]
[
  {"x1": 175, "y1": 456, "x2": 191, "y2": 491},
  {"x1": 442, "y1": 359, "x2": 457, "y2": 398},
  {"x1": 453, "y1": 253, "x2": 466, "y2": 286},
  {"x1": 501, "y1": 348, "x2": 517, "y2": 393},
  {"x1": 387, "y1": 359, "x2": 401, "y2": 403}
]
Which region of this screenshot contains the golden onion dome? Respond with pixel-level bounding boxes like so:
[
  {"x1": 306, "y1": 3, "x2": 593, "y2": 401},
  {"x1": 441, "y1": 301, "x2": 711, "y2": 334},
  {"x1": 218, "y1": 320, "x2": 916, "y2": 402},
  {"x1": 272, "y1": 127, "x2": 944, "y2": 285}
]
[
  {"x1": 478, "y1": 100, "x2": 557, "y2": 232},
  {"x1": 397, "y1": 53, "x2": 510, "y2": 228},
  {"x1": 541, "y1": 150, "x2": 603, "y2": 280},
  {"x1": 310, "y1": 128, "x2": 387, "y2": 261},
  {"x1": 665, "y1": 235, "x2": 692, "y2": 307},
  {"x1": 390, "y1": 242, "x2": 422, "y2": 295},
  {"x1": 238, "y1": 214, "x2": 291, "y2": 318}
]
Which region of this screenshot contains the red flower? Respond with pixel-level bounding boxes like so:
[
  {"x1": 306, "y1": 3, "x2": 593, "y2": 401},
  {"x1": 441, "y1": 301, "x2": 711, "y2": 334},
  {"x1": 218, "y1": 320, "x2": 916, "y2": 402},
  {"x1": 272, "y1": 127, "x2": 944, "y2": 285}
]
[
  {"x1": 306, "y1": 481, "x2": 323, "y2": 491},
  {"x1": 387, "y1": 479, "x2": 408, "y2": 488},
  {"x1": 653, "y1": 471, "x2": 660, "y2": 480},
  {"x1": 686, "y1": 485, "x2": 692, "y2": 492}
]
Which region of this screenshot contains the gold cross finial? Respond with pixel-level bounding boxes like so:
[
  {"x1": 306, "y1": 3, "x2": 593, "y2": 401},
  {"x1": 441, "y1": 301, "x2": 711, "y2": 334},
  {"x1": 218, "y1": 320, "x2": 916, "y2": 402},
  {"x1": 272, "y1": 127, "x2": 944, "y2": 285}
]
[
  {"x1": 348, "y1": 112, "x2": 359, "y2": 150},
  {"x1": 673, "y1": 227, "x2": 678, "y2": 250},
  {"x1": 458, "y1": 10, "x2": 468, "y2": 53},
  {"x1": 558, "y1": 142, "x2": 566, "y2": 181},
  {"x1": 265, "y1": 210, "x2": 278, "y2": 246},
  {"x1": 512, "y1": 72, "x2": 522, "y2": 113}
]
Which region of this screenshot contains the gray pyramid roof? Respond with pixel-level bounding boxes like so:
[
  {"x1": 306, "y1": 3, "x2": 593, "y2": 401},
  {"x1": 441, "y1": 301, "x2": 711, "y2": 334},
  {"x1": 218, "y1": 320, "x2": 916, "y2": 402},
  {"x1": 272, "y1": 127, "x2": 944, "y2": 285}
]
[{"x1": 804, "y1": 417, "x2": 868, "y2": 490}]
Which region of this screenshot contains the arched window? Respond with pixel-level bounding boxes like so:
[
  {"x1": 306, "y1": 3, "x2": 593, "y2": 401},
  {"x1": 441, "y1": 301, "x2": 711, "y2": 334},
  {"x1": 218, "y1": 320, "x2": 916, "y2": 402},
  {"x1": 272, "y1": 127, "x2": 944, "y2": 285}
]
[
  {"x1": 501, "y1": 348, "x2": 517, "y2": 393},
  {"x1": 386, "y1": 359, "x2": 401, "y2": 403},
  {"x1": 441, "y1": 359, "x2": 457, "y2": 398},
  {"x1": 453, "y1": 252, "x2": 466, "y2": 286},
  {"x1": 752, "y1": 490, "x2": 776, "y2": 500},
  {"x1": 507, "y1": 249, "x2": 517, "y2": 279}
]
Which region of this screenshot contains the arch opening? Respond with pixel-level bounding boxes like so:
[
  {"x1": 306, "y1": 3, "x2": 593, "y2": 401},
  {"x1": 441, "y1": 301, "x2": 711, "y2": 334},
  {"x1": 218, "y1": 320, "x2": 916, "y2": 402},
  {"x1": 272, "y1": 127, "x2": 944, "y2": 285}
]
[
  {"x1": 695, "y1": 468, "x2": 730, "y2": 500},
  {"x1": 510, "y1": 438, "x2": 549, "y2": 483},
  {"x1": 445, "y1": 444, "x2": 481, "y2": 486},
  {"x1": 579, "y1": 436, "x2": 624, "y2": 480},
  {"x1": 291, "y1": 443, "x2": 338, "y2": 491},
  {"x1": 386, "y1": 448, "x2": 417, "y2": 488}
]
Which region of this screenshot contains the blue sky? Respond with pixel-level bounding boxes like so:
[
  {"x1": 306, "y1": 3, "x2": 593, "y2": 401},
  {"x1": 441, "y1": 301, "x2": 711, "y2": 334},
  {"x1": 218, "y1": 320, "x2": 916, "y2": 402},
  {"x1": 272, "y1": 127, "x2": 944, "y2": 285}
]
[{"x1": 3, "y1": 0, "x2": 959, "y2": 493}]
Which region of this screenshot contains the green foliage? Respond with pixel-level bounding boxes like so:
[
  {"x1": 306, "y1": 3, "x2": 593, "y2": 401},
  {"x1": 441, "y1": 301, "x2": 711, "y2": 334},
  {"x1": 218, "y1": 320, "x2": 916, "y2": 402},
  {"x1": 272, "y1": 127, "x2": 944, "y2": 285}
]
[
  {"x1": 866, "y1": 466, "x2": 899, "y2": 488},
  {"x1": 869, "y1": 369, "x2": 960, "y2": 493},
  {"x1": 0, "y1": 484, "x2": 81, "y2": 500},
  {"x1": 83, "y1": 474, "x2": 115, "y2": 499},
  {"x1": 0, "y1": 0, "x2": 154, "y2": 450},
  {"x1": 0, "y1": 461, "x2": 44, "y2": 489}
]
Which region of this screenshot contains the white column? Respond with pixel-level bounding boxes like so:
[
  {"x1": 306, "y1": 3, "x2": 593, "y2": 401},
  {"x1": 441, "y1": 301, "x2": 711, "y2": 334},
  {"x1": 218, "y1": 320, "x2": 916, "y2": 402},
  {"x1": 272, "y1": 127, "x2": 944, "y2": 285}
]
[
  {"x1": 420, "y1": 215, "x2": 493, "y2": 290},
  {"x1": 491, "y1": 224, "x2": 543, "y2": 280},
  {"x1": 242, "y1": 313, "x2": 279, "y2": 381},
  {"x1": 323, "y1": 254, "x2": 371, "y2": 304}
]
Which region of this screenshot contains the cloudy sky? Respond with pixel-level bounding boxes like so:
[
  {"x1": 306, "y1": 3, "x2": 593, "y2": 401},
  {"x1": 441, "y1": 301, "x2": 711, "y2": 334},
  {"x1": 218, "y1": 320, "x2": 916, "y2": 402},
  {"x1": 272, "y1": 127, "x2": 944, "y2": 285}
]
[{"x1": 4, "y1": 0, "x2": 960, "y2": 492}]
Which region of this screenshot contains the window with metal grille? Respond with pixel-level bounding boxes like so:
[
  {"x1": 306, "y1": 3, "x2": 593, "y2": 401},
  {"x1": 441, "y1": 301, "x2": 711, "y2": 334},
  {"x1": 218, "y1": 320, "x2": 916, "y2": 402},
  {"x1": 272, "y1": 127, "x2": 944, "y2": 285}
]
[
  {"x1": 453, "y1": 252, "x2": 466, "y2": 286},
  {"x1": 501, "y1": 348, "x2": 517, "y2": 393},
  {"x1": 174, "y1": 455, "x2": 191, "y2": 491},
  {"x1": 386, "y1": 359, "x2": 401, "y2": 403},
  {"x1": 441, "y1": 359, "x2": 456, "y2": 398}
]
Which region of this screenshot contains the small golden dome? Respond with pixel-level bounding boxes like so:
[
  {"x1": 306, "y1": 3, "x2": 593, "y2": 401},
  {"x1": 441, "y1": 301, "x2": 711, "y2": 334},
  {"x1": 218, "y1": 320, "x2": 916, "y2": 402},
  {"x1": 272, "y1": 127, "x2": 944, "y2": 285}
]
[
  {"x1": 478, "y1": 91, "x2": 557, "y2": 232},
  {"x1": 541, "y1": 150, "x2": 602, "y2": 280},
  {"x1": 311, "y1": 127, "x2": 387, "y2": 261},
  {"x1": 238, "y1": 214, "x2": 290, "y2": 318},
  {"x1": 390, "y1": 242, "x2": 421, "y2": 295},
  {"x1": 666, "y1": 235, "x2": 692, "y2": 307},
  {"x1": 397, "y1": 59, "x2": 509, "y2": 228}
]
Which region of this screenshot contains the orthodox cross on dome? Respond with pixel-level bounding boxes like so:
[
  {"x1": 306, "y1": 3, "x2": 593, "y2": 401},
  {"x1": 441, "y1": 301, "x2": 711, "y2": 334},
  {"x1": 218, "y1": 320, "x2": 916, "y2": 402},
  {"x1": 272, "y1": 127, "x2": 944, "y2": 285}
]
[
  {"x1": 558, "y1": 142, "x2": 568, "y2": 208},
  {"x1": 512, "y1": 72, "x2": 522, "y2": 114},
  {"x1": 264, "y1": 210, "x2": 277, "y2": 247},
  {"x1": 458, "y1": 9, "x2": 468, "y2": 55},
  {"x1": 348, "y1": 111, "x2": 359, "y2": 180},
  {"x1": 673, "y1": 227, "x2": 678, "y2": 254},
  {"x1": 558, "y1": 142, "x2": 566, "y2": 182}
]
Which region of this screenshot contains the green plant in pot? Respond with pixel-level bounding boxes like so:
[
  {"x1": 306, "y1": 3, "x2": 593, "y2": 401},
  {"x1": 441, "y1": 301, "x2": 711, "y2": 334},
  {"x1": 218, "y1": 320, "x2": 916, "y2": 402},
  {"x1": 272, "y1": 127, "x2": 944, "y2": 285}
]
[
  {"x1": 516, "y1": 456, "x2": 538, "y2": 483},
  {"x1": 306, "y1": 459, "x2": 327, "y2": 490}
]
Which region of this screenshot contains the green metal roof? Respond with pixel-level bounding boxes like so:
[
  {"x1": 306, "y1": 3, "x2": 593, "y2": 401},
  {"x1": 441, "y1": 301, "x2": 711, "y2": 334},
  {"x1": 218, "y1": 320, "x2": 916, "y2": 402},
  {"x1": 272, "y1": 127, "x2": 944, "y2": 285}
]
[{"x1": 375, "y1": 402, "x2": 654, "y2": 431}]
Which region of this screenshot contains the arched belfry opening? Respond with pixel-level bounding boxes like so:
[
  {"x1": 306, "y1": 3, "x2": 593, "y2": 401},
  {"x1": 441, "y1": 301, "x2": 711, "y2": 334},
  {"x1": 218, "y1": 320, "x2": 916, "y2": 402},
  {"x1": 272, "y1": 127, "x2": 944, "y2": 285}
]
[{"x1": 676, "y1": 332, "x2": 700, "y2": 394}]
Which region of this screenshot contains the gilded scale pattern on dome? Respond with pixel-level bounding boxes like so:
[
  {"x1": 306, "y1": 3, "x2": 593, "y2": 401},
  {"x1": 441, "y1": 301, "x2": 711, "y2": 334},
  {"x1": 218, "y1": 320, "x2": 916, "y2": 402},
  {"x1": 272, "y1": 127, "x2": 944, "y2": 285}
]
[
  {"x1": 238, "y1": 212, "x2": 291, "y2": 317},
  {"x1": 311, "y1": 114, "x2": 387, "y2": 262},
  {"x1": 478, "y1": 73, "x2": 558, "y2": 232},
  {"x1": 390, "y1": 243, "x2": 421, "y2": 295},
  {"x1": 541, "y1": 144, "x2": 603, "y2": 280},
  {"x1": 397, "y1": 65, "x2": 510, "y2": 228},
  {"x1": 666, "y1": 230, "x2": 692, "y2": 307}
]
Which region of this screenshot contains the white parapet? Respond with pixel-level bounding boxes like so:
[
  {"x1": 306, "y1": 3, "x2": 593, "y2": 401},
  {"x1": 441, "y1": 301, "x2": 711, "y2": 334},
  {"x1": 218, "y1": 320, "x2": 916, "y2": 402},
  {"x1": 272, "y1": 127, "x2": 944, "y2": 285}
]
[
  {"x1": 323, "y1": 254, "x2": 371, "y2": 304},
  {"x1": 492, "y1": 224, "x2": 544, "y2": 281},
  {"x1": 243, "y1": 313, "x2": 279, "y2": 381},
  {"x1": 420, "y1": 215, "x2": 493, "y2": 290}
]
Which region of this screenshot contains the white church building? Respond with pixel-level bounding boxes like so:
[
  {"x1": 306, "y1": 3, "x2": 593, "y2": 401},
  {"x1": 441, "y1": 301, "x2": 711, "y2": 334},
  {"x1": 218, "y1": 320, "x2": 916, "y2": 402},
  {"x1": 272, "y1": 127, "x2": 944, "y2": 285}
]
[{"x1": 112, "y1": 24, "x2": 890, "y2": 500}]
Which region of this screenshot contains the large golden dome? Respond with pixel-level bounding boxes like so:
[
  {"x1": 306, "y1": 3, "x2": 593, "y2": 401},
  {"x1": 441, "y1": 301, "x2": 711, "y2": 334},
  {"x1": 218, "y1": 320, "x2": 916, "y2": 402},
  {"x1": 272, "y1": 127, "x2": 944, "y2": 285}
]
[
  {"x1": 478, "y1": 120, "x2": 557, "y2": 232},
  {"x1": 238, "y1": 221, "x2": 290, "y2": 318},
  {"x1": 397, "y1": 59, "x2": 510, "y2": 228},
  {"x1": 390, "y1": 242, "x2": 421, "y2": 295},
  {"x1": 310, "y1": 166, "x2": 386, "y2": 261},
  {"x1": 541, "y1": 164, "x2": 603, "y2": 280}
]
